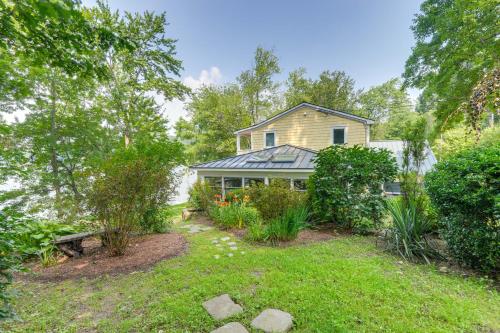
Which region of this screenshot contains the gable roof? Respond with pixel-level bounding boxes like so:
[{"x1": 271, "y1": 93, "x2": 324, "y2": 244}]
[
  {"x1": 191, "y1": 144, "x2": 317, "y2": 171},
  {"x1": 234, "y1": 102, "x2": 374, "y2": 134}
]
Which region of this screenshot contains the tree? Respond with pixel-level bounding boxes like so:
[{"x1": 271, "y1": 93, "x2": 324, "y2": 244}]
[
  {"x1": 284, "y1": 68, "x2": 358, "y2": 111},
  {"x1": 284, "y1": 67, "x2": 313, "y2": 107},
  {"x1": 238, "y1": 47, "x2": 281, "y2": 122},
  {"x1": 0, "y1": 0, "x2": 131, "y2": 101},
  {"x1": 357, "y1": 78, "x2": 417, "y2": 139},
  {"x1": 90, "y1": 4, "x2": 189, "y2": 147},
  {"x1": 403, "y1": 0, "x2": 499, "y2": 134},
  {"x1": 175, "y1": 85, "x2": 251, "y2": 162}
]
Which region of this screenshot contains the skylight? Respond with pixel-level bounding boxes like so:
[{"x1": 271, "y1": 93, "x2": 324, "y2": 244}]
[
  {"x1": 271, "y1": 154, "x2": 297, "y2": 163},
  {"x1": 246, "y1": 153, "x2": 270, "y2": 163}
]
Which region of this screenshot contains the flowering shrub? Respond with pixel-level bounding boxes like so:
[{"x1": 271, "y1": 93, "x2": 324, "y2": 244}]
[{"x1": 210, "y1": 191, "x2": 259, "y2": 229}]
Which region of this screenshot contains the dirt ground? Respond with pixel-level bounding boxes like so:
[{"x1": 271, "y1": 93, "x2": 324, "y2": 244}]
[{"x1": 22, "y1": 233, "x2": 187, "y2": 282}]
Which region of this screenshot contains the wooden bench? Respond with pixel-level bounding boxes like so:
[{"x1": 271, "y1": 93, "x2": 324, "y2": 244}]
[{"x1": 54, "y1": 230, "x2": 104, "y2": 257}]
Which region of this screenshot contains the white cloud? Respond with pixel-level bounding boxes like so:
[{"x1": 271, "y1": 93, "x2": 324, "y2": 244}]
[
  {"x1": 183, "y1": 66, "x2": 222, "y2": 90},
  {"x1": 163, "y1": 66, "x2": 222, "y2": 134}
]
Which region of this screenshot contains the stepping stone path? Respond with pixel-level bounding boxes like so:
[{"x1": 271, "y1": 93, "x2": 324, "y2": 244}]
[
  {"x1": 251, "y1": 309, "x2": 294, "y2": 333},
  {"x1": 210, "y1": 322, "x2": 249, "y2": 333},
  {"x1": 203, "y1": 294, "x2": 293, "y2": 333},
  {"x1": 179, "y1": 224, "x2": 212, "y2": 234},
  {"x1": 202, "y1": 294, "x2": 243, "y2": 320}
]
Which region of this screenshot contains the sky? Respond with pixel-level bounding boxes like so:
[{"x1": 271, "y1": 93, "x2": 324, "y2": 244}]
[{"x1": 85, "y1": 0, "x2": 423, "y2": 128}]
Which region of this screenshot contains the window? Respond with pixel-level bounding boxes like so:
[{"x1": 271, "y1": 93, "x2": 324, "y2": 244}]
[
  {"x1": 204, "y1": 177, "x2": 222, "y2": 194},
  {"x1": 265, "y1": 132, "x2": 275, "y2": 147},
  {"x1": 332, "y1": 127, "x2": 346, "y2": 145},
  {"x1": 224, "y1": 177, "x2": 242, "y2": 192},
  {"x1": 293, "y1": 179, "x2": 307, "y2": 192},
  {"x1": 383, "y1": 182, "x2": 401, "y2": 195},
  {"x1": 244, "y1": 178, "x2": 265, "y2": 187}
]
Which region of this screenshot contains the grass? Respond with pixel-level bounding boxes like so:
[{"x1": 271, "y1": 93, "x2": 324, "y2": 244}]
[{"x1": 3, "y1": 209, "x2": 499, "y2": 332}]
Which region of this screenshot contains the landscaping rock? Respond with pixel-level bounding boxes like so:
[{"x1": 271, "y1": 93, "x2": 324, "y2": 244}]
[
  {"x1": 439, "y1": 266, "x2": 449, "y2": 273},
  {"x1": 203, "y1": 294, "x2": 243, "y2": 320},
  {"x1": 210, "y1": 322, "x2": 249, "y2": 333},
  {"x1": 251, "y1": 309, "x2": 293, "y2": 333}
]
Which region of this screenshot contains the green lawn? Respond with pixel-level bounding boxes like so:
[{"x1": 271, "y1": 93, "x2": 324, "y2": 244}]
[{"x1": 4, "y1": 211, "x2": 499, "y2": 332}]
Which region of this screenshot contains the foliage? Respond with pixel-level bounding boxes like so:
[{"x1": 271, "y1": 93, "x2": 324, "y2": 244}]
[
  {"x1": 237, "y1": 47, "x2": 281, "y2": 122},
  {"x1": 139, "y1": 206, "x2": 173, "y2": 234},
  {"x1": 357, "y1": 78, "x2": 418, "y2": 139},
  {"x1": 425, "y1": 145, "x2": 500, "y2": 272},
  {"x1": 209, "y1": 204, "x2": 260, "y2": 229},
  {"x1": 246, "y1": 179, "x2": 307, "y2": 221},
  {"x1": 384, "y1": 197, "x2": 439, "y2": 263},
  {"x1": 284, "y1": 68, "x2": 357, "y2": 112},
  {"x1": 89, "y1": 140, "x2": 183, "y2": 256},
  {"x1": 0, "y1": 0, "x2": 131, "y2": 101},
  {"x1": 433, "y1": 125, "x2": 500, "y2": 161},
  {"x1": 188, "y1": 180, "x2": 216, "y2": 212},
  {"x1": 176, "y1": 85, "x2": 250, "y2": 162},
  {"x1": 403, "y1": 0, "x2": 499, "y2": 131},
  {"x1": 262, "y1": 205, "x2": 309, "y2": 244},
  {"x1": 309, "y1": 145, "x2": 398, "y2": 228}
]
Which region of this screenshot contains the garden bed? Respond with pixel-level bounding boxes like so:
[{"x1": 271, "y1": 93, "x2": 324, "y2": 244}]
[{"x1": 21, "y1": 233, "x2": 188, "y2": 282}]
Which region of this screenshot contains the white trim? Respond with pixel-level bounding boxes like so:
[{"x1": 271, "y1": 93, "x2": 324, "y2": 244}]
[
  {"x1": 263, "y1": 130, "x2": 276, "y2": 148},
  {"x1": 365, "y1": 124, "x2": 370, "y2": 146},
  {"x1": 234, "y1": 102, "x2": 374, "y2": 134},
  {"x1": 331, "y1": 125, "x2": 348, "y2": 145},
  {"x1": 236, "y1": 134, "x2": 241, "y2": 152}
]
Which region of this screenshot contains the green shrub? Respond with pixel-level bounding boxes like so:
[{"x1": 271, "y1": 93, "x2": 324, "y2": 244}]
[
  {"x1": 260, "y1": 205, "x2": 309, "y2": 244},
  {"x1": 245, "y1": 220, "x2": 267, "y2": 242},
  {"x1": 385, "y1": 197, "x2": 439, "y2": 263},
  {"x1": 309, "y1": 145, "x2": 398, "y2": 228},
  {"x1": 188, "y1": 180, "x2": 216, "y2": 211},
  {"x1": 247, "y1": 179, "x2": 307, "y2": 220},
  {"x1": 425, "y1": 145, "x2": 500, "y2": 272},
  {"x1": 352, "y1": 217, "x2": 375, "y2": 235},
  {"x1": 140, "y1": 206, "x2": 173, "y2": 233},
  {"x1": 209, "y1": 204, "x2": 260, "y2": 229},
  {"x1": 89, "y1": 140, "x2": 183, "y2": 256}
]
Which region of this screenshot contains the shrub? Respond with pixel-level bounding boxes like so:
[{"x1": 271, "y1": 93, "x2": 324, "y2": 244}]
[
  {"x1": 210, "y1": 204, "x2": 260, "y2": 229},
  {"x1": 140, "y1": 206, "x2": 173, "y2": 233},
  {"x1": 425, "y1": 146, "x2": 500, "y2": 272},
  {"x1": 309, "y1": 145, "x2": 398, "y2": 228},
  {"x1": 188, "y1": 180, "x2": 216, "y2": 211},
  {"x1": 89, "y1": 140, "x2": 183, "y2": 256},
  {"x1": 384, "y1": 197, "x2": 439, "y2": 263},
  {"x1": 247, "y1": 179, "x2": 307, "y2": 220},
  {"x1": 264, "y1": 205, "x2": 309, "y2": 244}
]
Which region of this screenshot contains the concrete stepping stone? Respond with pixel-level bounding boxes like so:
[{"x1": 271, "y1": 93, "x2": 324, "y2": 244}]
[
  {"x1": 210, "y1": 322, "x2": 249, "y2": 333},
  {"x1": 251, "y1": 309, "x2": 293, "y2": 333},
  {"x1": 203, "y1": 294, "x2": 243, "y2": 320}
]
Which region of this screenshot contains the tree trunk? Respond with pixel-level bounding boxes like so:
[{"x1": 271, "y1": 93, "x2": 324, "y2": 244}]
[{"x1": 49, "y1": 75, "x2": 63, "y2": 218}]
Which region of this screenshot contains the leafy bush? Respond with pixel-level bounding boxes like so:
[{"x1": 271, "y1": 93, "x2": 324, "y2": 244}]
[
  {"x1": 89, "y1": 140, "x2": 183, "y2": 256},
  {"x1": 140, "y1": 206, "x2": 173, "y2": 233},
  {"x1": 246, "y1": 179, "x2": 307, "y2": 220},
  {"x1": 425, "y1": 146, "x2": 500, "y2": 272},
  {"x1": 264, "y1": 205, "x2": 309, "y2": 244},
  {"x1": 309, "y1": 145, "x2": 398, "y2": 228},
  {"x1": 209, "y1": 204, "x2": 260, "y2": 229},
  {"x1": 385, "y1": 197, "x2": 439, "y2": 263},
  {"x1": 188, "y1": 180, "x2": 216, "y2": 211},
  {"x1": 246, "y1": 206, "x2": 309, "y2": 244}
]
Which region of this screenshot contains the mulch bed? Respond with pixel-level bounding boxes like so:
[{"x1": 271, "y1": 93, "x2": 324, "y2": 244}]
[{"x1": 21, "y1": 233, "x2": 188, "y2": 282}]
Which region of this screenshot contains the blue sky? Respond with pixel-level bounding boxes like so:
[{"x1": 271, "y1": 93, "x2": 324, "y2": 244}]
[{"x1": 82, "y1": 0, "x2": 423, "y2": 125}]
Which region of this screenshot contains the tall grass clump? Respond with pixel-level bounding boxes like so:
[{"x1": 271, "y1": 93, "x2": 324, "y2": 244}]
[{"x1": 385, "y1": 197, "x2": 439, "y2": 263}]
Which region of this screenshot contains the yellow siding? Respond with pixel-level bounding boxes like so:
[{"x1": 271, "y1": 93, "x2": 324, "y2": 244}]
[{"x1": 250, "y1": 106, "x2": 367, "y2": 151}]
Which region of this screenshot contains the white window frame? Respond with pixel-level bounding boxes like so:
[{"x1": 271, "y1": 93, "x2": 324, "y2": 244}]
[
  {"x1": 264, "y1": 130, "x2": 277, "y2": 148},
  {"x1": 331, "y1": 126, "x2": 348, "y2": 145}
]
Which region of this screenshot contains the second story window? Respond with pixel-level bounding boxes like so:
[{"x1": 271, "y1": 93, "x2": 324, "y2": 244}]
[
  {"x1": 332, "y1": 127, "x2": 347, "y2": 145},
  {"x1": 265, "y1": 131, "x2": 275, "y2": 147}
]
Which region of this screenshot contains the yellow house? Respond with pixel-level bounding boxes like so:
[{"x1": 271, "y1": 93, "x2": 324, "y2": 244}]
[{"x1": 191, "y1": 102, "x2": 436, "y2": 195}]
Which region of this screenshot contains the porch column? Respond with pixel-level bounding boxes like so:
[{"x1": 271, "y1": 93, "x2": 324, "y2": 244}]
[
  {"x1": 264, "y1": 177, "x2": 269, "y2": 185},
  {"x1": 236, "y1": 134, "x2": 241, "y2": 154},
  {"x1": 221, "y1": 176, "x2": 225, "y2": 197}
]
